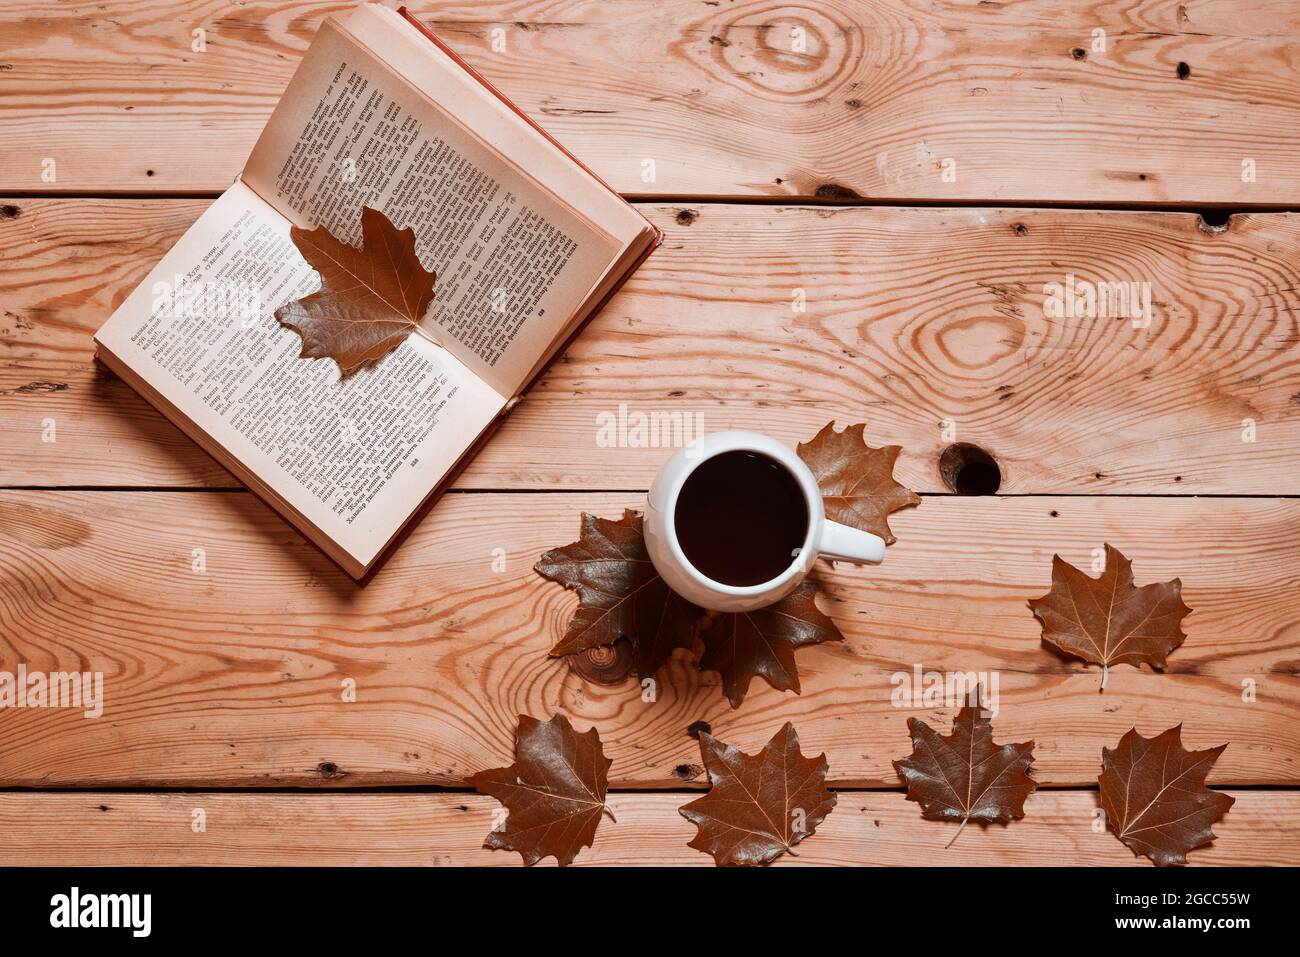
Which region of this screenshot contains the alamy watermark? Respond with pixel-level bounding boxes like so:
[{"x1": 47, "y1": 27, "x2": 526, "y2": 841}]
[
  {"x1": 596, "y1": 402, "x2": 705, "y2": 453},
  {"x1": 1042, "y1": 273, "x2": 1153, "y2": 328},
  {"x1": 151, "y1": 273, "x2": 263, "y2": 328},
  {"x1": 0, "y1": 665, "x2": 104, "y2": 718},
  {"x1": 50, "y1": 887, "x2": 150, "y2": 937},
  {"x1": 891, "y1": 665, "x2": 999, "y2": 716}
]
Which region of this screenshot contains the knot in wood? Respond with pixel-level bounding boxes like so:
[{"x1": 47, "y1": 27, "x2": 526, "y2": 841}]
[{"x1": 568, "y1": 637, "x2": 634, "y2": 685}]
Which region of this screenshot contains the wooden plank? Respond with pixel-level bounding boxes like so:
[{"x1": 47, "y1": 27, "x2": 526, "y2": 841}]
[
  {"x1": 4, "y1": 201, "x2": 1300, "y2": 493},
  {"x1": 0, "y1": 490, "x2": 1295, "y2": 788},
  {"x1": 2, "y1": 1, "x2": 1298, "y2": 202},
  {"x1": 0, "y1": 790, "x2": 1289, "y2": 866}
]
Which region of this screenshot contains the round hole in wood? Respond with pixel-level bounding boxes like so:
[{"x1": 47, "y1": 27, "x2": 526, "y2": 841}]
[{"x1": 939, "y1": 443, "x2": 1002, "y2": 495}]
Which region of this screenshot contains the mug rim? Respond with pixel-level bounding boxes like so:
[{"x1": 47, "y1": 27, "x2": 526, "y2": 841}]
[{"x1": 661, "y1": 432, "x2": 822, "y2": 597}]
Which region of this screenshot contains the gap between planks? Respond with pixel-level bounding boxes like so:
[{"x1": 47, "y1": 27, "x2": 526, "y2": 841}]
[
  {"x1": 5, "y1": 190, "x2": 1299, "y2": 217},
  {"x1": 9, "y1": 488, "x2": 1300, "y2": 499}
]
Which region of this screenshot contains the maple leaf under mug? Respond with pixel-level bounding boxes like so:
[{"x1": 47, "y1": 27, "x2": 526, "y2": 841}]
[{"x1": 645, "y1": 430, "x2": 886, "y2": 612}]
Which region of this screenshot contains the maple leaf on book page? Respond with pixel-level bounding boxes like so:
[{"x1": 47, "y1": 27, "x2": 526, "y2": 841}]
[{"x1": 275, "y1": 206, "x2": 435, "y2": 376}]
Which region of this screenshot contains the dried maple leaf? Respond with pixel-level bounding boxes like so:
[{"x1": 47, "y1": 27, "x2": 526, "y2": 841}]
[
  {"x1": 469, "y1": 713, "x2": 613, "y2": 867},
  {"x1": 1099, "y1": 724, "x2": 1234, "y2": 867},
  {"x1": 536, "y1": 510, "x2": 701, "y2": 680},
  {"x1": 275, "y1": 206, "x2": 434, "y2": 375},
  {"x1": 680, "y1": 722, "x2": 836, "y2": 866},
  {"x1": 796, "y1": 421, "x2": 920, "y2": 545},
  {"x1": 1028, "y1": 543, "x2": 1190, "y2": 690},
  {"x1": 698, "y1": 582, "x2": 843, "y2": 708},
  {"x1": 893, "y1": 703, "x2": 1036, "y2": 846}
]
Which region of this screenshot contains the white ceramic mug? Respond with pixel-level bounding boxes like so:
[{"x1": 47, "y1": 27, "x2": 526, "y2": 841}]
[{"x1": 645, "y1": 430, "x2": 886, "y2": 612}]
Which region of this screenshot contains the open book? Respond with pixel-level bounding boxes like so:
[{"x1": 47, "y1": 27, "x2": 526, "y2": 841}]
[{"x1": 94, "y1": 4, "x2": 660, "y2": 579}]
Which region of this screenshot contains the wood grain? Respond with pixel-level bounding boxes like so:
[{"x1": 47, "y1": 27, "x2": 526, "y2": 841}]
[
  {"x1": 0, "y1": 489, "x2": 1294, "y2": 788},
  {"x1": 0, "y1": 790, "x2": 1288, "y2": 866},
  {"x1": 2, "y1": 1, "x2": 1298, "y2": 202},
  {"x1": 4, "y1": 201, "x2": 1300, "y2": 493},
  {"x1": 5, "y1": 0, "x2": 1297, "y2": 867}
]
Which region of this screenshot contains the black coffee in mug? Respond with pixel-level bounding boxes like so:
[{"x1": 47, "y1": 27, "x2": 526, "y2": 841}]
[{"x1": 673, "y1": 450, "x2": 810, "y2": 587}]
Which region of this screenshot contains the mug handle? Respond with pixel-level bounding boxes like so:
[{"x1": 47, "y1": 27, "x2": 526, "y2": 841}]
[{"x1": 819, "y1": 520, "x2": 886, "y2": 564}]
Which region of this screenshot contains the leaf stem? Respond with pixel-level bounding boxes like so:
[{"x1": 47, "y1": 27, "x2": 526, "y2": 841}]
[{"x1": 945, "y1": 816, "x2": 970, "y2": 849}]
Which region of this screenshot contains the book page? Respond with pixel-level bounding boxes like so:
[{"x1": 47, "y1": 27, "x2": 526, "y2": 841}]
[
  {"x1": 94, "y1": 182, "x2": 504, "y2": 571},
  {"x1": 346, "y1": 4, "x2": 657, "y2": 395},
  {"x1": 351, "y1": 4, "x2": 650, "y2": 250},
  {"x1": 243, "y1": 18, "x2": 622, "y2": 397}
]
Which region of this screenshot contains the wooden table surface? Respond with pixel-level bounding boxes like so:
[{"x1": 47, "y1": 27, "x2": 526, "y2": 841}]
[{"x1": 1, "y1": 0, "x2": 1298, "y2": 866}]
